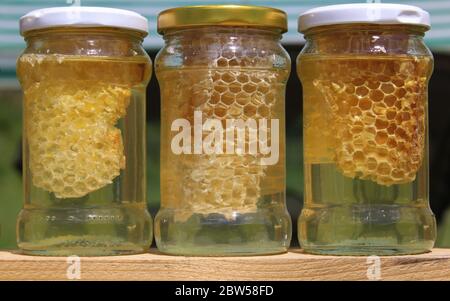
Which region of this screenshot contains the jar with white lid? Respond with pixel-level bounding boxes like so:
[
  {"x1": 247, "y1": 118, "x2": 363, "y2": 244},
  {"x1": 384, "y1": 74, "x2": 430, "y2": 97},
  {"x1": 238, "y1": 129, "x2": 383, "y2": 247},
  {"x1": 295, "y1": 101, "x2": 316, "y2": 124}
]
[
  {"x1": 297, "y1": 3, "x2": 436, "y2": 255},
  {"x1": 16, "y1": 7, "x2": 152, "y2": 256}
]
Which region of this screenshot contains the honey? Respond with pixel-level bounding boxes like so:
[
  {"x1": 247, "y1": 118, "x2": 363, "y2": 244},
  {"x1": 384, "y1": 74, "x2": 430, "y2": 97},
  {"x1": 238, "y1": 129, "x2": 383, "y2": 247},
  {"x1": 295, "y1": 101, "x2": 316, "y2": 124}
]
[
  {"x1": 302, "y1": 55, "x2": 430, "y2": 186},
  {"x1": 18, "y1": 54, "x2": 143, "y2": 198},
  {"x1": 160, "y1": 67, "x2": 287, "y2": 219},
  {"x1": 299, "y1": 55, "x2": 435, "y2": 255}
]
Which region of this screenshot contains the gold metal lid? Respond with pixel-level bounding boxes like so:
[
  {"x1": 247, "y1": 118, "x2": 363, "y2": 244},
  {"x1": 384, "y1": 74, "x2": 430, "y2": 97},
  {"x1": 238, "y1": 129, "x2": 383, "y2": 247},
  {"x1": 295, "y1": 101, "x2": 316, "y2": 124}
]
[{"x1": 157, "y1": 5, "x2": 287, "y2": 34}]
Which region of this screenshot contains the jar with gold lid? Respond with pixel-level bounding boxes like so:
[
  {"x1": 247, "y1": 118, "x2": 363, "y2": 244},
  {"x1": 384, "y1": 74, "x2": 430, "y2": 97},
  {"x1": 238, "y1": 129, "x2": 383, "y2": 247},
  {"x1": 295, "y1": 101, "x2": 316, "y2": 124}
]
[{"x1": 155, "y1": 5, "x2": 292, "y2": 256}]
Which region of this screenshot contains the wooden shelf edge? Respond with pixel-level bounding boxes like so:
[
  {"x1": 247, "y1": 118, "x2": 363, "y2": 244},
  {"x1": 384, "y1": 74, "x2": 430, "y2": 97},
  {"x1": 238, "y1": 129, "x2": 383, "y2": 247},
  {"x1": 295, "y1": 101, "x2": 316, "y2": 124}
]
[{"x1": 0, "y1": 248, "x2": 449, "y2": 281}]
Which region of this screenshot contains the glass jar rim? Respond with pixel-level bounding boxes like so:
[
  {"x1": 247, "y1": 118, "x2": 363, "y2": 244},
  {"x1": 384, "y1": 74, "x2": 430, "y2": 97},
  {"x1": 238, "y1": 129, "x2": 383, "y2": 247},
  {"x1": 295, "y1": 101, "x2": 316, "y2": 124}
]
[{"x1": 301, "y1": 23, "x2": 429, "y2": 37}]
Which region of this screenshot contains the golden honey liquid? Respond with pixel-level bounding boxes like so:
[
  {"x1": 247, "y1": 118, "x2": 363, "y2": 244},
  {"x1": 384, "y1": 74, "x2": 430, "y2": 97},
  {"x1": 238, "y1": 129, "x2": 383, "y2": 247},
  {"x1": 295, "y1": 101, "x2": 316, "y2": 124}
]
[
  {"x1": 156, "y1": 67, "x2": 291, "y2": 255},
  {"x1": 16, "y1": 54, "x2": 152, "y2": 256},
  {"x1": 298, "y1": 54, "x2": 436, "y2": 255}
]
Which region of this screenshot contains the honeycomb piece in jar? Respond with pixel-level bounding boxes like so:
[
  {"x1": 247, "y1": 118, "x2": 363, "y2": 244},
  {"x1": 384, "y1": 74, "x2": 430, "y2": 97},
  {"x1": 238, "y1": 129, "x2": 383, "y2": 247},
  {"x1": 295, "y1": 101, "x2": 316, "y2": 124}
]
[
  {"x1": 178, "y1": 57, "x2": 281, "y2": 219},
  {"x1": 24, "y1": 81, "x2": 130, "y2": 198},
  {"x1": 313, "y1": 57, "x2": 430, "y2": 185}
]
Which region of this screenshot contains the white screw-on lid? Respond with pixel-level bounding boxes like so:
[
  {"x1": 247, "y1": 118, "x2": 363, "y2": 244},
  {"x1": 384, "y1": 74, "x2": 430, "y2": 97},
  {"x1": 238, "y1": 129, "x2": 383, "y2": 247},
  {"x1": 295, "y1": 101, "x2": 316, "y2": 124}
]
[
  {"x1": 298, "y1": 3, "x2": 430, "y2": 33},
  {"x1": 20, "y1": 6, "x2": 148, "y2": 36}
]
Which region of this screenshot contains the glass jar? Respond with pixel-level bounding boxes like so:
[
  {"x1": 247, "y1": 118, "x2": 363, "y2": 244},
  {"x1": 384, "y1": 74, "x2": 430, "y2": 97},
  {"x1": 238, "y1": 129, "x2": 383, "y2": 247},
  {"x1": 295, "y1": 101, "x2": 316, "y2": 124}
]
[
  {"x1": 16, "y1": 7, "x2": 153, "y2": 256},
  {"x1": 155, "y1": 5, "x2": 292, "y2": 256},
  {"x1": 297, "y1": 4, "x2": 436, "y2": 255}
]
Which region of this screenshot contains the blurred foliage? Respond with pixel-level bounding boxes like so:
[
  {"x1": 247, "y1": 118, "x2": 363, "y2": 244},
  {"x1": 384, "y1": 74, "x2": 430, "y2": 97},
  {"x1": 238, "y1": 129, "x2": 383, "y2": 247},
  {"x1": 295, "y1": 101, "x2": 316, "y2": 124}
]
[
  {"x1": 437, "y1": 210, "x2": 450, "y2": 247},
  {"x1": 0, "y1": 92, "x2": 23, "y2": 249},
  {"x1": 147, "y1": 122, "x2": 160, "y2": 211},
  {"x1": 287, "y1": 120, "x2": 303, "y2": 198}
]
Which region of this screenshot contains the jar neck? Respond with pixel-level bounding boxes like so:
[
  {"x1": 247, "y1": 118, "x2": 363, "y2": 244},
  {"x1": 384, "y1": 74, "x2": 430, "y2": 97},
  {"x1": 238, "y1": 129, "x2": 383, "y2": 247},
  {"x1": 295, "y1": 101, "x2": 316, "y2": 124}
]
[
  {"x1": 23, "y1": 27, "x2": 146, "y2": 57},
  {"x1": 25, "y1": 27, "x2": 144, "y2": 43},
  {"x1": 302, "y1": 24, "x2": 430, "y2": 56},
  {"x1": 162, "y1": 26, "x2": 282, "y2": 43},
  {"x1": 303, "y1": 24, "x2": 428, "y2": 39},
  {"x1": 156, "y1": 25, "x2": 289, "y2": 70}
]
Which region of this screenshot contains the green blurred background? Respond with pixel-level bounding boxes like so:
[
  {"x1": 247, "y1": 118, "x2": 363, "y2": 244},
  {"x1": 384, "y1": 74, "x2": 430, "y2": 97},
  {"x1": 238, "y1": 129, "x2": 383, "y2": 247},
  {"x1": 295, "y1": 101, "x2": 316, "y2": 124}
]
[{"x1": 1, "y1": 0, "x2": 450, "y2": 249}]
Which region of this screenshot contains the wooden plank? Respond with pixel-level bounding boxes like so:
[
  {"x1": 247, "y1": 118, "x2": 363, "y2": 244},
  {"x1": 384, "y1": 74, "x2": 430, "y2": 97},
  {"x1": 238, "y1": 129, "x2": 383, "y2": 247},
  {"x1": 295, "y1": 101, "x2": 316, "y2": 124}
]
[{"x1": 0, "y1": 249, "x2": 449, "y2": 281}]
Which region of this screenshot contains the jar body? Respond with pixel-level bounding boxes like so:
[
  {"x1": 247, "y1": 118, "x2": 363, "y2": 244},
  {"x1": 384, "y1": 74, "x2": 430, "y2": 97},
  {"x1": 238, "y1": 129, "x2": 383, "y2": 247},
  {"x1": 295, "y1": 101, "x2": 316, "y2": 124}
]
[
  {"x1": 297, "y1": 24, "x2": 436, "y2": 255},
  {"x1": 16, "y1": 28, "x2": 153, "y2": 256},
  {"x1": 155, "y1": 27, "x2": 291, "y2": 255}
]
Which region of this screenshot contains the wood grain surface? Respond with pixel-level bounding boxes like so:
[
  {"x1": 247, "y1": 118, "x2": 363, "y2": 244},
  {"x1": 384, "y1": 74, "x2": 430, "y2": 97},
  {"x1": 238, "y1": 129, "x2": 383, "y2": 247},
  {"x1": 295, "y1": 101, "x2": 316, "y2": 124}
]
[{"x1": 0, "y1": 249, "x2": 449, "y2": 281}]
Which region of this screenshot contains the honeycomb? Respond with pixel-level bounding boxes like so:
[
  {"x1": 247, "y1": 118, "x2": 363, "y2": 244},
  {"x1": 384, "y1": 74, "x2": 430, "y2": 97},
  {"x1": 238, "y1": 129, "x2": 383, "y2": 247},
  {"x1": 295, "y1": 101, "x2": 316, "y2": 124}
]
[
  {"x1": 160, "y1": 39, "x2": 288, "y2": 220},
  {"x1": 18, "y1": 54, "x2": 135, "y2": 198},
  {"x1": 182, "y1": 67, "x2": 281, "y2": 218},
  {"x1": 310, "y1": 57, "x2": 430, "y2": 185}
]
